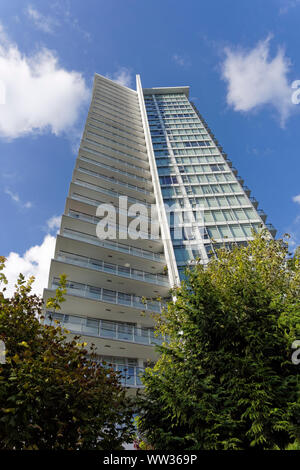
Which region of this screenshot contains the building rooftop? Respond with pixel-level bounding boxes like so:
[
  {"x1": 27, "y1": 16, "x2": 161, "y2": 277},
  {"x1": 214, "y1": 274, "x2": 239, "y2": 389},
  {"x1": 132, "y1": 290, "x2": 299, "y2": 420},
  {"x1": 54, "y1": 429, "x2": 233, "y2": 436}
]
[{"x1": 142, "y1": 86, "x2": 190, "y2": 98}]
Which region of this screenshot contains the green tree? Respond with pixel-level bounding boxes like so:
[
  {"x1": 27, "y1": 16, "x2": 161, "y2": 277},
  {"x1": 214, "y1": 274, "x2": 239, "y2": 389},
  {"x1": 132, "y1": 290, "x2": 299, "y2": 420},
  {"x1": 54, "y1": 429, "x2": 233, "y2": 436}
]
[
  {"x1": 137, "y1": 232, "x2": 300, "y2": 450},
  {"x1": 0, "y1": 257, "x2": 134, "y2": 449}
]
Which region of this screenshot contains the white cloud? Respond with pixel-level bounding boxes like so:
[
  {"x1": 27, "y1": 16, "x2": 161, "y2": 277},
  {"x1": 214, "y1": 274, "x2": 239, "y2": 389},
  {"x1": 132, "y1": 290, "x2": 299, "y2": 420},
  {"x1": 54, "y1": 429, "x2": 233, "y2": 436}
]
[
  {"x1": 26, "y1": 4, "x2": 91, "y2": 41},
  {"x1": 5, "y1": 188, "x2": 32, "y2": 209},
  {"x1": 106, "y1": 67, "x2": 133, "y2": 88},
  {"x1": 0, "y1": 23, "x2": 89, "y2": 139},
  {"x1": 279, "y1": 0, "x2": 300, "y2": 14},
  {"x1": 46, "y1": 215, "x2": 61, "y2": 232},
  {"x1": 26, "y1": 5, "x2": 58, "y2": 34},
  {"x1": 172, "y1": 54, "x2": 190, "y2": 67},
  {"x1": 3, "y1": 234, "x2": 56, "y2": 297},
  {"x1": 221, "y1": 36, "x2": 295, "y2": 125},
  {"x1": 292, "y1": 194, "x2": 300, "y2": 204}
]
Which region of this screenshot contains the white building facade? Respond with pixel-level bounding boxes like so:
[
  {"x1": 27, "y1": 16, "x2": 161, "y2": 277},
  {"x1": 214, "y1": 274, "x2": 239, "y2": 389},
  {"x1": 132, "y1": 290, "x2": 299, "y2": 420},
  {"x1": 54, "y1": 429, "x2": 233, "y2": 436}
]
[{"x1": 43, "y1": 73, "x2": 275, "y2": 390}]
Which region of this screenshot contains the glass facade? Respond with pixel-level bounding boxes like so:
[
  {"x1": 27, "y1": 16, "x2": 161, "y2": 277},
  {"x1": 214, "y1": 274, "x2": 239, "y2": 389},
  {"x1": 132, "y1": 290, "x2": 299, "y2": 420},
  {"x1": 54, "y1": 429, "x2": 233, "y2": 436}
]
[{"x1": 143, "y1": 90, "x2": 273, "y2": 278}]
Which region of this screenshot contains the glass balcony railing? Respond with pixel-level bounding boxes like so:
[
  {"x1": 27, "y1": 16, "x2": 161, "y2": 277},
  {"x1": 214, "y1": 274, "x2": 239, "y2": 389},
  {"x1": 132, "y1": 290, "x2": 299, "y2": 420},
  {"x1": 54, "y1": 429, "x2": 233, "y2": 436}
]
[
  {"x1": 77, "y1": 167, "x2": 153, "y2": 196},
  {"x1": 258, "y1": 209, "x2": 267, "y2": 219},
  {"x1": 103, "y1": 362, "x2": 145, "y2": 388},
  {"x1": 119, "y1": 367, "x2": 144, "y2": 387},
  {"x1": 81, "y1": 146, "x2": 150, "y2": 176},
  {"x1": 62, "y1": 228, "x2": 165, "y2": 262},
  {"x1": 266, "y1": 223, "x2": 276, "y2": 234},
  {"x1": 78, "y1": 155, "x2": 151, "y2": 185},
  {"x1": 56, "y1": 252, "x2": 169, "y2": 286},
  {"x1": 87, "y1": 127, "x2": 147, "y2": 161},
  {"x1": 51, "y1": 278, "x2": 163, "y2": 313},
  {"x1": 68, "y1": 210, "x2": 161, "y2": 242},
  {"x1": 74, "y1": 179, "x2": 152, "y2": 208},
  {"x1": 84, "y1": 137, "x2": 149, "y2": 168},
  {"x1": 70, "y1": 193, "x2": 159, "y2": 227},
  {"x1": 96, "y1": 362, "x2": 145, "y2": 388},
  {"x1": 90, "y1": 354, "x2": 146, "y2": 387},
  {"x1": 45, "y1": 311, "x2": 163, "y2": 347}
]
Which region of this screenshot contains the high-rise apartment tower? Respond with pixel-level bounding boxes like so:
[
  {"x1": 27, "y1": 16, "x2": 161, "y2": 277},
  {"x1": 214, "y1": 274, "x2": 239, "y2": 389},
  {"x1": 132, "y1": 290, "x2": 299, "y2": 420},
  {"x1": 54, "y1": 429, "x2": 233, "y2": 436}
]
[{"x1": 43, "y1": 74, "x2": 275, "y2": 390}]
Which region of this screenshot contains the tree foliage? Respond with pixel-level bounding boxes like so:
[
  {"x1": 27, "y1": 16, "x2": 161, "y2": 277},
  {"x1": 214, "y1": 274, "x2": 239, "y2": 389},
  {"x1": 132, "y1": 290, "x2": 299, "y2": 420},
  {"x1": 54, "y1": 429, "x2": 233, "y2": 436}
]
[
  {"x1": 137, "y1": 232, "x2": 300, "y2": 450},
  {"x1": 0, "y1": 257, "x2": 134, "y2": 449}
]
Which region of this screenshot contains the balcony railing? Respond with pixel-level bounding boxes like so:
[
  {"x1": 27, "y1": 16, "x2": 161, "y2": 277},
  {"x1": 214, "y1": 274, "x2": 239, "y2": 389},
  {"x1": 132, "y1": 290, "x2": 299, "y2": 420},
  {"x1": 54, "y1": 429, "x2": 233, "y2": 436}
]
[
  {"x1": 62, "y1": 228, "x2": 165, "y2": 262},
  {"x1": 70, "y1": 193, "x2": 159, "y2": 227},
  {"x1": 79, "y1": 155, "x2": 151, "y2": 185},
  {"x1": 104, "y1": 363, "x2": 145, "y2": 388},
  {"x1": 68, "y1": 210, "x2": 161, "y2": 242},
  {"x1": 81, "y1": 145, "x2": 150, "y2": 176},
  {"x1": 77, "y1": 167, "x2": 153, "y2": 196},
  {"x1": 84, "y1": 137, "x2": 149, "y2": 168},
  {"x1": 243, "y1": 186, "x2": 251, "y2": 194},
  {"x1": 74, "y1": 179, "x2": 152, "y2": 208},
  {"x1": 51, "y1": 278, "x2": 163, "y2": 313},
  {"x1": 258, "y1": 209, "x2": 267, "y2": 220},
  {"x1": 45, "y1": 311, "x2": 163, "y2": 347},
  {"x1": 250, "y1": 196, "x2": 258, "y2": 206},
  {"x1": 266, "y1": 223, "x2": 277, "y2": 235},
  {"x1": 56, "y1": 252, "x2": 169, "y2": 286},
  {"x1": 87, "y1": 122, "x2": 146, "y2": 153},
  {"x1": 89, "y1": 353, "x2": 145, "y2": 387}
]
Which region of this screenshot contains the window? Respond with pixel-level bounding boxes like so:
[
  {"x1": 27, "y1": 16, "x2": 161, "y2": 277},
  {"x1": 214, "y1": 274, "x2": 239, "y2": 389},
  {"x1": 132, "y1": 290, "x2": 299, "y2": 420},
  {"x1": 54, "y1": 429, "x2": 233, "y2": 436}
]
[
  {"x1": 231, "y1": 225, "x2": 244, "y2": 238},
  {"x1": 118, "y1": 292, "x2": 132, "y2": 305},
  {"x1": 204, "y1": 211, "x2": 214, "y2": 223},
  {"x1": 118, "y1": 323, "x2": 134, "y2": 341},
  {"x1": 65, "y1": 315, "x2": 82, "y2": 333},
  {"x1": 101, "y1": 320, "x2": 117, "y2": 338},
  {"x1": 214, "y1": 211, "x2": 225, "y2": 222},
  {"x1": 219, "y1": 225, "x2": 231, "y2": 238},
  {"x1": 102, "y1": 289, "x2": 116, "y2": 303},
  {"x1": 207, "y1": 226, "x2": 219, "y2": 239},
  {"x1": 84, "y1": 318, "x2": 99, "y2": 335}
]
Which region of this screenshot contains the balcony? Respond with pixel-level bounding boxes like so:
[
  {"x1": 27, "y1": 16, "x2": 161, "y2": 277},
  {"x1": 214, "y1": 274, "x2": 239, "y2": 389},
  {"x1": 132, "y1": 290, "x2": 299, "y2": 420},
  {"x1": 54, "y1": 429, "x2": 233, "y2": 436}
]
[
  {"x1": 112, "y1": 365, "x2": 144, "y2": 388},
  {"x1": 69, "y1": 193, "x2": 159, "y2": 228},
  {"x1": 56, "y1": 252, "x2": 169, "y2": 286},
  {"x1": 266, "y1": 223, "x2": 277, "y2": 237},
  {"x1": 87, "y1": 122, "x2": 146, "y2": 154},
  {"x1": 51, "y1": 278, "x2": 164, "y2": 313},
  {"x1": 73, "y1": 179, "x2": 152, "y2": 208},
  {"x1": 243, "y1": 185, "x2": 251, "y2": 196},
  {"x1": 68, "y1": 210, "x2": 161, "y2": 243},
  {"x1": 250, "y1": 196, "x2": 258, "y2": 207},
  {"x1": 80, "y1": 145, "x2": 150, "y2": 177},
  {"x1": 76, "y1": 167, "x2": 153, "y2": 196},
  {"x1": 84, "y1": 136, "x2": 149, "y2": 169},
  {"x1": 45, "y1": 311, "x2": 163, "y2": 347},
  {"x1": 62, "y1": 228, "x2": 165, "y2": 262},
  {"x1": 78, "y1": 155, "x2": 151, "y2": 186},
  {"x1": 101, "y1": 361, "x2": 145, "y2": 388},
  {"x1": 258, "y1": 209, "x2": 267, "y2": 222}
]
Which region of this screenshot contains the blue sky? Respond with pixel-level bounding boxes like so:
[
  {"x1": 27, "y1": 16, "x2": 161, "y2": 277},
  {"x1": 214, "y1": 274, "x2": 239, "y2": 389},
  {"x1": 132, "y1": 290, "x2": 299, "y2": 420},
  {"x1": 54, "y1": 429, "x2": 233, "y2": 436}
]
[{"x1": 1, "y1": 0, "x2": 300, "y2": 294}]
